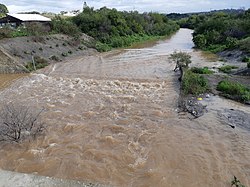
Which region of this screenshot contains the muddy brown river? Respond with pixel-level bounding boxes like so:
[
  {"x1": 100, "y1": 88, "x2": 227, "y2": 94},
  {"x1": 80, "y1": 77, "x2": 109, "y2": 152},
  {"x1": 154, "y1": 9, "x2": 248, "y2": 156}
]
[{"x1": 0, "y1": 29, "x2": 249, "y2": 186}]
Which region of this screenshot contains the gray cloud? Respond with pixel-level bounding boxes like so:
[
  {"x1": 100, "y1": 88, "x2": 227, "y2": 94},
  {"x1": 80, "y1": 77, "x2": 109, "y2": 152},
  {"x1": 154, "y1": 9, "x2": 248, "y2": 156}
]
[{"x1": 1, "y1": 0, "x2": 250, "y2": 13}]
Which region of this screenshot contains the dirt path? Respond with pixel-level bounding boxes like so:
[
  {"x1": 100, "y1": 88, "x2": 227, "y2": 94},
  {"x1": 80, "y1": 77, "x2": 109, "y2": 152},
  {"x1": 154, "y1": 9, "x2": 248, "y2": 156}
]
[{"x1": 0, "y1": 29, "x2": 249, "y2": 186}]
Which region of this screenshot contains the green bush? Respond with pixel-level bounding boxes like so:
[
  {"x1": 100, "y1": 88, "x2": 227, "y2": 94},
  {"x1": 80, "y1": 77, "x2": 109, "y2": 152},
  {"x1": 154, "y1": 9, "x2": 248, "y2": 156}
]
[
  {"x1": 241, "y1": 56, "x2": 250, "y2": 62},
  {"x1": 49, "y1": 55, "x2": 60, "y2": 61},
  {"x1": 219, "y1": 65, "x2": 238, "y2": 73},
  {"x1": 51, "y1": 16, "x2": 81, "y2": 37},
  {"x1": 11, "y1": 27, "x2": 29, "y2": 37},
  {"x1": 61, "y1": 52, "x2": 68, "y2": 57},
  {"x1": 190, "y1": 67, "x2": 214, "y2": 74},
  {"x1": 217, "y1": 80, "x2": 250, "y2": 103},
  {"x1": 182, "y1": 70, "x2": 209, "y2": 95},
  {"x1": 238, "y1": 37, "x2": 250, "y2": 53},
  {"x1": 95, "y1": 42, "x2": 111, "y2": 52},
  {"x1": 25, "y1": 56, "x2": 48, "y2": 72},
  {"x1": 247, "y1": 62, "x2": 250, "y2": 68}
]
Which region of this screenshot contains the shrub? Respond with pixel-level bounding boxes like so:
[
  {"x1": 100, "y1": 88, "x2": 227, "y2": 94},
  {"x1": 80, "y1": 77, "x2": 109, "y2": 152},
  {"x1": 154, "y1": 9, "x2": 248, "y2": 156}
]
[
  {"x1": 51, "y1": 16, "x2": 81, "y2": 37},
  {"x1": 241, "y1": 56, "x2": 250, "y2": 62},
  {"x1": 55, "y1": 44, "x2": 59, "y2": 47},
  {"x1": 0, "y1": 103, "x2": 45, "y2": 142},
  {"x1": 217, "y1": 80, "x2": 250, "y2": 103},
  {"x1": 219, "y1": 65, "x2": 238, "y2": 73},
  {"x1": 190, "y1": 67, "x2": 214, "y2": 74},
  {"x1": 61, "y1": 52, "x2": 68, "y2": 57},
  {"x1": 68, "y1": 50, "x2": 72, "y2": 54},
  {"x1": 247, "y1": 62, "x2": 250, "y2": 68},
  {"x1": 78, "y1": 45, "x2": 85, "y2": 50},
  {"x1": 95, "y1": 42, "x2": 111, "y2": 52},
  {"x1": 49, "y1": 55, "x2": 60, "y2": 61},
  {"x1": 25, "y1": 56, "x2": 48, "y2": 71},
  {"x1": 238, "y1": 37, "x2": 250, "y2": 53},
  {"x1": 182, "y1": 70, "x2": 209, "y2": 95},
  {"x1": 169, "y1": 51, "x2": 192, "y2": 71},
  {"x1": 39, "y1": 47, "x2": 43, "y2": 51},
  {"x1": 11, "y1": 27, "x2": 29, "y2": 37}
]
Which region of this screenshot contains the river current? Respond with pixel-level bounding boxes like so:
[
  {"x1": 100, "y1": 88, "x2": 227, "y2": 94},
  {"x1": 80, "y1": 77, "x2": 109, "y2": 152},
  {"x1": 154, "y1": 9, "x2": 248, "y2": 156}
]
[{"x1": 0, "y1": 29, "x2": 249, "y2": 186}]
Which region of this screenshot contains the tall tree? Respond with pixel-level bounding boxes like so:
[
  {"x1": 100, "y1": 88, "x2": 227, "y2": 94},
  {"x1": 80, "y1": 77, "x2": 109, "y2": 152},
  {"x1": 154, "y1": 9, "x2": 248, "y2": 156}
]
[{"x1": 0, "y1": 3, "x2": 8, "y2": 14}]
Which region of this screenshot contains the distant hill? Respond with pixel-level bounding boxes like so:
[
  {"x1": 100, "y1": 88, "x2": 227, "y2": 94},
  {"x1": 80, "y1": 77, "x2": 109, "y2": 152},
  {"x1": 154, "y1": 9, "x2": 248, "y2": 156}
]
[{"x1": 167, "y1": 9, "x2": 246, "y2": 20}]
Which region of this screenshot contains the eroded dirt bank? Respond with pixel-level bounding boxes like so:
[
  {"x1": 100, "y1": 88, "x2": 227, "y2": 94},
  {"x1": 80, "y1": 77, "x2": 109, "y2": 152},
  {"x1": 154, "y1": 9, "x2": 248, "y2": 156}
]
[{"x1": 0, "y1": 29, "x2": 249, "y2": 187}]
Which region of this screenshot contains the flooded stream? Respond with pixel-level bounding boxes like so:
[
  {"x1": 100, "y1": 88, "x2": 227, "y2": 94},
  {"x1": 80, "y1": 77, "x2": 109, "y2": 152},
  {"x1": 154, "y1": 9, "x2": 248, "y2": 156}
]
[{"x1": 0, "y1": 29, "x2": 249, "y2": 186}]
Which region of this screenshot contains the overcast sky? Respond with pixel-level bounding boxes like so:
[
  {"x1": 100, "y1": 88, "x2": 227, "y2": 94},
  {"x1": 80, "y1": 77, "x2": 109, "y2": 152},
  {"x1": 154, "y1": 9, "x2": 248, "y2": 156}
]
[{"x1": 2, "y1": 0, "x2": 250, "y2": 14}]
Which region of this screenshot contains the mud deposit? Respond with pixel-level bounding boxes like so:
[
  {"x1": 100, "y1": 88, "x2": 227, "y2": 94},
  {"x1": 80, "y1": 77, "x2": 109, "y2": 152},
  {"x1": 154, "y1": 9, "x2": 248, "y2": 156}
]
[{"x1": 0, "y1": 29, "x2": 249, "y2": 186}]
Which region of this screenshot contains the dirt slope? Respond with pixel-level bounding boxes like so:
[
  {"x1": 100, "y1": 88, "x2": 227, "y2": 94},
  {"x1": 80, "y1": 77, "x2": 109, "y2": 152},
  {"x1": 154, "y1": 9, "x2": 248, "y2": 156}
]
[{"x1": 0, "y1": 34, "x2": 97, "y2": 73}]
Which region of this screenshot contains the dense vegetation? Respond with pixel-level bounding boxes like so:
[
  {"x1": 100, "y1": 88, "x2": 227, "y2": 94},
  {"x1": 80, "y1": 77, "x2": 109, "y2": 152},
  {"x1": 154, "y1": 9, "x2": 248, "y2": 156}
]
[
  {"x1": 217, "y1": 80, "x2": 250, "y2": 103},
  {"x1": 187, "y1": 10, "x2": 250, "y2": 53},
  {"x1": 0, "y1": 5, "x2": 179, "y2": 51},
  {"x1": 72, "y1": 6, "x2": 179, "y2": 51},
  {"x1": 0, "y1": 3, "x2": 8, "y2": 18},
  {"x1": 182, "y1": 70, "x2": 209, "y2": 95}
]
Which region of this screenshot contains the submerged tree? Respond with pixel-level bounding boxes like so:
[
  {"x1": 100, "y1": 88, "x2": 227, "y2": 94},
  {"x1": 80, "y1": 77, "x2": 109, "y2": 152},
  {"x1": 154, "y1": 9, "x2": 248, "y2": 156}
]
[
  {"x1": 169, "y1": 51, "x2": 192, "y2": 80},
  {"x1": 0, "y1": 103, "x2": 45, "y2": 142}
]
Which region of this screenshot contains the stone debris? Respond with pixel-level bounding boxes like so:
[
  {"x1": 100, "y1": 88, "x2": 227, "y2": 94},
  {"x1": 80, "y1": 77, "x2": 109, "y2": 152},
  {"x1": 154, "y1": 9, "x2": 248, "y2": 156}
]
[
  {"x1": 179, "y1": 96, "x2": 207, "y2": 118},
  {"x1": 218, "y1": 109, "x2": 250, "y2": 131}
]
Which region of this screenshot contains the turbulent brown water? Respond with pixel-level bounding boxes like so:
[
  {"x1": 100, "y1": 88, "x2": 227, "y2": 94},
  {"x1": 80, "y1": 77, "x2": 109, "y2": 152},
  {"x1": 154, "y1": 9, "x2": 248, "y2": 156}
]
[{"x1": 0, "y1": 29, "x2": 250, "y2": 186}]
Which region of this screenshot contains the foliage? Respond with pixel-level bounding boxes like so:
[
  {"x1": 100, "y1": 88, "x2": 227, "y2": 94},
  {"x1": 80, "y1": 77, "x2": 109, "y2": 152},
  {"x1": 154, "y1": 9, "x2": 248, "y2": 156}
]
[
  {"x1": 72, "y1": 6, "x2": 179, "y2": 50},
  {"x1": 247, "y1": 62, "x2": 250, "y2": 68},
  {"x1": 231, "y1": 176, "x2": 245, "y2": 187},
  {"x1": 0, "y1": 103, "x2": 45, "y2": 142},
  {"x1": 169, "y1": 51, "x2": 192, "y2": 71},
  {"x1": 238, "y1": 37, "x2": 250, "y2": 53},
  {"x1": 0, "y1": 27, "x2": 12, "y2": 39},
  {"x1": 190, "y1": 67, "x2": 214, "y2": 74},
  {"x1": 217, "y1": 80, "x2": 250, "y2": 103},
  {"x1": 95, "y1": 41, "x2": 111, "y2": 52},
  {"x1": 1, "y1": 25, "x2": 44, "y2": 40},
  {"x1": 49, "y1": 55, "x2": 60, "y2": 61},
  {"x1": 218, "y1": 65, "x2": 238, "y2": 73},
  {"x1": 25, "y1": 56, "x2": 48, "y2": 72},
  {"x1": 241, "y1": 56, "x2": 250, "y2": 62},
  {"x1": 0, "y1": 3, "x2": 8, "y2": 17},
  {"x1": 182, "y1": 70, "x2": 209, "y2": 95},
  {"x1": 51, "y1": 15, "x2": 81, "y2": 37},
  {"x1": 188, "y1": 9, "x2": 250, "y2": 53}
]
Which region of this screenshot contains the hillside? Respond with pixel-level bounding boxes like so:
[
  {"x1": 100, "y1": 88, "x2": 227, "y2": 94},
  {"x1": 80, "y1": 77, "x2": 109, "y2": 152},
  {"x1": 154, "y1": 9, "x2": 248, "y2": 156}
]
[{"x1": 0, "y1": 34, "x2": 96, "y2": 73}]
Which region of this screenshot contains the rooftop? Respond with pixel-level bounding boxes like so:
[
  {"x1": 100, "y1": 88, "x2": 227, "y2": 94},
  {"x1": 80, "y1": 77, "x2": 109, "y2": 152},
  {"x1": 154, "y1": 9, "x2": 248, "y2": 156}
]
[{"x1": 7, "y1": 14, "x2": 51, "y2": 22}]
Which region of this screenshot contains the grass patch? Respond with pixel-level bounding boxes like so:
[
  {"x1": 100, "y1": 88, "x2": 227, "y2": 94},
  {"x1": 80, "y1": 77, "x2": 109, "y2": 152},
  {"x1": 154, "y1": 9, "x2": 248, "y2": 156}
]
[
  {"x1": 217, "y1": 80, "x2": 250, "y2": 103},
  {"x1": 25, "y1": 56, "x2": 48, "y2": 72},
  {"x1": 182, "y1": 70, "x2": 209, "y2": 95},
  {"x1": 190, "y1": 67, "x2": 214, "y2": 74},
  {"x1": 219, "y1": 65, "x2": 238, "y2": 73}
]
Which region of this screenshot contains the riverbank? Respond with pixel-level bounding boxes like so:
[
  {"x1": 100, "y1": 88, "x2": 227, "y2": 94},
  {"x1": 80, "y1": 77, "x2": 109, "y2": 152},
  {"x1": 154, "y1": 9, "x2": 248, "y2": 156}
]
[
  {"x1": 0, "y1": 33, "x2": 96, "y2": 73},
  {"x1": 0, "y1": 169, "x2": 109, "y2": 187}
]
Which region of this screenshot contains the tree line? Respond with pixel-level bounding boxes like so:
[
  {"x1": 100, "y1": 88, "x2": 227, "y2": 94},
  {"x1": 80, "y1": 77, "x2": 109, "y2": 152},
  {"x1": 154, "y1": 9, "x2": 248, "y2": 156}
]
[
  {"x1": 70, "y1": 6, "x2": 179, "y2": 51},
  {"x1": 177, "y1": 9, "x2": 250, "y2": 53}
]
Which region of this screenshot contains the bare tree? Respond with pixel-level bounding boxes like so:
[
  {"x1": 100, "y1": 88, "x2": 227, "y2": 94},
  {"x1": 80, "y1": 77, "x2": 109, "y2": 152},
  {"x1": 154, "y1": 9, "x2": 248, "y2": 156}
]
[{"x1": 0, "y1": 103, "x2": 45, "y2": 142}]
